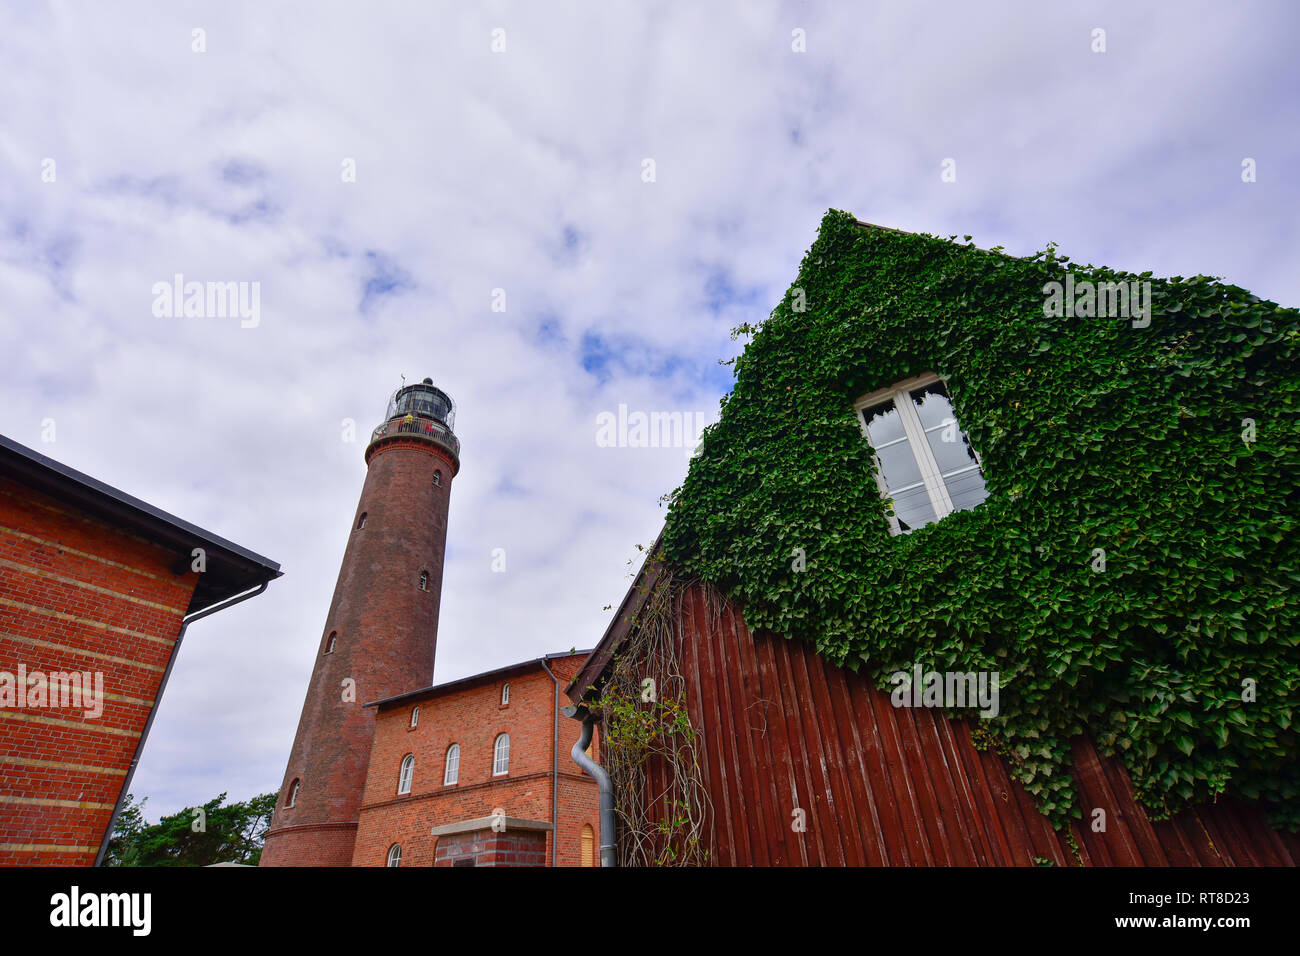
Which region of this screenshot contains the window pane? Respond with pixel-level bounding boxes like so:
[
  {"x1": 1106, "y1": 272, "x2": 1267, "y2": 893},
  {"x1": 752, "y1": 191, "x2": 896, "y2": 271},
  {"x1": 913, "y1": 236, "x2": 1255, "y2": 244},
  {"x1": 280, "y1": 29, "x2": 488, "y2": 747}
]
[
  {"x1": 875, "y1": 441, "x2": 924, "y2": 492},
  {"x1": 891, "y1": 482, "x2": 937, "y2": 532},
  {"x1": 863, "y1": 400, "x2": 907, "y2": 447},
  {"x1": 944, "y1": 467, "x2": 989, "y2": 512},
  {"x1": 865, "y1": 397, "x2": 935, "y2": 532},
  {"x1": 909, "y1": 381, "x2": 953, "y2": 431},
  {"x1": 925, "y1": 424, "x2": 979, "y2": 478},
  {"x1": 909, "y1": 382, "x2": 988, "y2": 513}
]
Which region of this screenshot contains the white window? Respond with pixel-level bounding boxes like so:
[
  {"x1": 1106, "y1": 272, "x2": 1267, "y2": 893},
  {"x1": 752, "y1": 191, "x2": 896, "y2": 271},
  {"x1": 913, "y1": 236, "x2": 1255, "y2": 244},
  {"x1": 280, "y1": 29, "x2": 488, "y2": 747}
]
[
  {"x1": 418, "y1": 570, "x2": 429, "y2": 591},
  {"x1": 357, "y1": 512, "x2": 367, "y2": 530},
  {"x1": 398, "y1": 754, "x2": 414, "y2": 794},
  {"x1": 500, "y1": 683, "x2": 510, "y2": 706},
  {"x1": 444, "y1": 744, "x2": 460, "y2": 785},
  {"x1": 387, "y1": 844, "x2": 402, "y2": 867},
  {"x1": 433, "y1": 469, "x2": 442, "y2": 487},
  {"x1": 286, "y1": 779, "x2": 299, "y2": 808},
  {"x1": 410, "y1": 706, "x2": 419, "y2": 729},
  {"x1": 855, "y1": 373, "x2": 988, "y2": 535},
  {"x1": 493, "y1": 734, "x2": 510, "y2": 776},
  {"x1": 324, "y1": 631, "x2": 336, "y2": 654}
]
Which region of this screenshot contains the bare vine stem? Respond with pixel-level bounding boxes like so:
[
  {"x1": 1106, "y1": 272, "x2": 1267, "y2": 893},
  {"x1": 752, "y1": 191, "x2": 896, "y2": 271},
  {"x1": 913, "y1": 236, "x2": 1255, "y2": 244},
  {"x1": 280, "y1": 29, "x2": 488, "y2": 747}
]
[{"x1": 594, "y1": 564, "x2": 714, "y2": 866}]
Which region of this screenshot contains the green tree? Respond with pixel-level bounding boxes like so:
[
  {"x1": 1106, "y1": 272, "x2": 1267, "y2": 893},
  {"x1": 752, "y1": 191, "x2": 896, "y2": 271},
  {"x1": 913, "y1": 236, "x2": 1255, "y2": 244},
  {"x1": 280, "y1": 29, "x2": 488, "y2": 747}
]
[{"x1": 104, "y1": 791, "x2": 276, "y2": 866}]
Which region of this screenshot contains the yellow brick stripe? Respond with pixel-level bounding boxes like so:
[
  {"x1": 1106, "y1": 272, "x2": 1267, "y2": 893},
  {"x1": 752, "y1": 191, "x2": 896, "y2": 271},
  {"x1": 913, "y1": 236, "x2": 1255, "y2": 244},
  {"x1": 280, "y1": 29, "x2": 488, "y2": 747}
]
[
  {"x1": 0, "y1": 755, "x2": 127, "y2": 776},
  {"x1": 0, "y1": 556, "x2": 178, "y2": 612},
  {"x1": 0, "y1": 631, "x2": 167, "y2": 674},
  {"x1": 0, "y1": 842, "x2": 98, "y2": 855},
  {"x1": 0, "y1": 521, "x2": 189, "y2": 592},
  {"x1": 0, "y1": 597, "x2": 175, "y2": 646},
  {"x1": 0, "y1": 710, "x2": 140, "y2": 738},
  {"x1": 0, "y1": 794, "x2": 114, "y2": 811}
]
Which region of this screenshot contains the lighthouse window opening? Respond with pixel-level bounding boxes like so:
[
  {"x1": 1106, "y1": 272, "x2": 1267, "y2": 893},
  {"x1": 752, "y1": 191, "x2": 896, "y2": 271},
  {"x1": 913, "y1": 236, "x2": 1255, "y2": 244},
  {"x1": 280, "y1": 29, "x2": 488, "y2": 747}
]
[
  {"x1": 398, "y1": 754, "x2": 415, "y2": 794},
  {"x1": 444, "y1": 744, "x2": 460, "y2": 785},
  {"x1": 493, "y1": 733, "x2": 510, "y2": 777},
  {"x1": 501, "y1": 683, "x2": 510, "y2": 707},
  {"x1": 386, "y1": 844, "x2": 402, "y2": 867},
  {"x1": 324, "y1": 631, "x2": 337, "y2": 654},
  {"x1": 410, "y1": 706, "x2": 419, "y2": 729},
  {"x1": 418, "y1": 570, "x2": 429, "y2": 591},
  {"x1": 433, "y1": 469, "x2": 442, "y2": 487},
  {"x1": 357, "y1": 512, "x2": 367, "y2": 530},
  {"x1": 286, "y1": 779, "x2": 300, "y2": 808}
]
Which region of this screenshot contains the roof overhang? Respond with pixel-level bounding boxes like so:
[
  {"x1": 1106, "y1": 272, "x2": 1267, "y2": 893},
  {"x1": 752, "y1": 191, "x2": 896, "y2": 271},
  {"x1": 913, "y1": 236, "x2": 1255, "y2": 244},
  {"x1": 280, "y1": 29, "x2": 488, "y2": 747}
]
[
  {"x1": 365, "y1": 649, "x2": 594, "y2": 710},
  {"x1": 0, "y1": 434, "x2": 281, "y2": 614},
  {"x1": 564, "y1": 534, "x2": 666, "y2": 708}
]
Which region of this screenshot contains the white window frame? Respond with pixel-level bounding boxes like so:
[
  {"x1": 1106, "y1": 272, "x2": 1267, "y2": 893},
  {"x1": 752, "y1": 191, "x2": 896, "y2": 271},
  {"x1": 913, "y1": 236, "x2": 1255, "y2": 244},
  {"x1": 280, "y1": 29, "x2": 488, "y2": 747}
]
[
  {"x1": 286, "y1": 779, "x2": 299, "y2": 808},
  {"x1": 410, "y1": 706, "x2": 419, "y2": 729},
  {"x1": 853, "y1": 372, "x2": 985, "y2": 536},
  {"x1": 398, "y1": 754, "x2": 414, "y2": 794},
  {"x1": 493, "y1": 734, "x2": 510, "y2": 777},
  {"x1": 387, "y1": 844, "x2": 402, "y2": 867},
  {"x1": 501, "y1": 683, "x2": 510, "y2": 706},
  {"x1": 444, "y1": 744, "x2": 460, "y2": 785}
]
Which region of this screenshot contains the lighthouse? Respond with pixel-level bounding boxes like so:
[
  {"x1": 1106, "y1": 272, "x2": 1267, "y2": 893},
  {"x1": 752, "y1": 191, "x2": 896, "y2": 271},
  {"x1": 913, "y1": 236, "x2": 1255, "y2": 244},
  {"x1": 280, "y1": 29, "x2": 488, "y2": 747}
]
[{"x1": 260, "y1": 378, "x2": 460, "y2": 866}]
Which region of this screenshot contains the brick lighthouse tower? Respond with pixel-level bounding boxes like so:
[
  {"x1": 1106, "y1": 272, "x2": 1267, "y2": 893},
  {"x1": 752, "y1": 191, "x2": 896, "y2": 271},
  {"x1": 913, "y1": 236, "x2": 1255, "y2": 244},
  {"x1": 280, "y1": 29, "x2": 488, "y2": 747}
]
[{"x1": 260, "y1": 378, "x2": 460, "y2": 866}]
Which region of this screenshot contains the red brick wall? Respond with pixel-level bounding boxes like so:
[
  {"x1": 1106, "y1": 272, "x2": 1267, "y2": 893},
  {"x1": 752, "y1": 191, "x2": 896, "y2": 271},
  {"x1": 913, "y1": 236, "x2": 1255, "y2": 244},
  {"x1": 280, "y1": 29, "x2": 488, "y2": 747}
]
[
  {"x1": 352, "y1": 656, "x2": 601, "y2": 866},
  {"x1": 432, "y1": 827, "x2": 547, "y2": 867},
  {"x1": 262, "y1": 440, "x2": 456, "y2": 867},
  {"x1": 0, "y1": 475, "x2": 197, "y2": 865}
]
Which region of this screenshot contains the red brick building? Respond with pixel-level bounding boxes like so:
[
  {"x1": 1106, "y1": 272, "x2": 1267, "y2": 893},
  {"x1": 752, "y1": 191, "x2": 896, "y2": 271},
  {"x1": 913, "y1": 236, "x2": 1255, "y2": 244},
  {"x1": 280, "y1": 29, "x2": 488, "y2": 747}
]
[
  {"x1": 0, "y1": 434, "x2": 280, "y2": 866},
  {"x1": 263, "y1": 379, "x2": 601, "y2": 866},
  {"x1": 354, "y1": 651, "x2": 600, "y2": 867}
]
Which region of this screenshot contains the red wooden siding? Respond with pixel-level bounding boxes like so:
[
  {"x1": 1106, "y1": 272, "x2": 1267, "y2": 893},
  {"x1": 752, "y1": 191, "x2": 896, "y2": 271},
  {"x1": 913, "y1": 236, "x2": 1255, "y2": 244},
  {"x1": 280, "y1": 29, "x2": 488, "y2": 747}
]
[{"x1": 652, "y1": 580, "x2": 1299, "y2": 867}]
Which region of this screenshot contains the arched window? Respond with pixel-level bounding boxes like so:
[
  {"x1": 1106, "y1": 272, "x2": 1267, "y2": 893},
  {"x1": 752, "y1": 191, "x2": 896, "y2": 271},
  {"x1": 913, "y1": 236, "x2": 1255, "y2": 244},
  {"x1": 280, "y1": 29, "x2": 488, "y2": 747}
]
[
  {"x1": 410, "y1": 706, "x2": 419, "y2": 729},
  {"x1": 398, "y1": 754, "x2": 415, "y2": 794},
  {"x1": 418, "y1": 571, "x2": 429, "y2": 591},
  {"x1": 501, "y1": 683, "x2": 510, "y2": 706},
  {"x1": 387, "y1": 844, "x2": 402, "y2": 867},
  {"x1": 357, "y1": 512, "x2": 367, "y2": 530},
  {"x1": 324, "y1": 631, "x2": 337, "y2": 654},
  {"x1": 493, "y1": 734, "x2": 510, "y2": 777},
  {"x1": 581, "y1": 824, "x2": 595, "y2": 867},
  {"x1": 286, "y1": 779, "x2": 299, "y2": 808},
  {"x1": 433, "y1": 469, "x2": 442, "y2": 487},
  {"x1": 444, "y1": 744, "x2": 460, "y2": 785}
]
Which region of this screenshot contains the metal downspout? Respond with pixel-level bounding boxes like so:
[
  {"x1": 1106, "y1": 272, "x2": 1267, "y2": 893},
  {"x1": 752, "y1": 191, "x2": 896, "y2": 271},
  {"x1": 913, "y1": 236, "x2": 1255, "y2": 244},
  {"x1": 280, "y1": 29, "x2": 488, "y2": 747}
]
[
  {"x1": 539, "y1": 659, "x2": 560, "y2": 868},
  {"x1": 567, "y1": 709, "x2": 616, "y2": 867},
  {"x1": 94, "y1": 581, "x2": 270, "y2": 866}
]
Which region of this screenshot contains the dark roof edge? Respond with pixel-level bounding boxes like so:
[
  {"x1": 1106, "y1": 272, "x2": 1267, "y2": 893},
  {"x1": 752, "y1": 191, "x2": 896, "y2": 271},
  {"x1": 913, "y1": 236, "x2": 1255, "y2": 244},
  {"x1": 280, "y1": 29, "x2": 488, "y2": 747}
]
[
  {"x1": 0, "y1": 433, "x2": 281, "y2": 574},
  {"x1": 365, "y1": 649, "x2": 595, "y2": 709},
  {"x1": 564, "y1": 534, "x2": 666, "y2": 706}
]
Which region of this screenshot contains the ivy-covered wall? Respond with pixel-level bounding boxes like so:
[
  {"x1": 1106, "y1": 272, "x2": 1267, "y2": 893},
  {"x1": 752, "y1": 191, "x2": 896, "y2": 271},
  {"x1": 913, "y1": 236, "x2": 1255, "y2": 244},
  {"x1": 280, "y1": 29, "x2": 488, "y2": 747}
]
[{"x1": 661, "y1": 210, "x2": 1300, "y2": 829}]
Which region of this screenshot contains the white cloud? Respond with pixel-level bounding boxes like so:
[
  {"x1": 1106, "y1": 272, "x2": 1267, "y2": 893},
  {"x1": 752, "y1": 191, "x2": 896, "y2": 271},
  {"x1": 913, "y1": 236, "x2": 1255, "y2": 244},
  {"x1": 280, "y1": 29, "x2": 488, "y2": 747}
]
[{"x1": 0, "y1": 0, "x2": 1295, "y2": 818}]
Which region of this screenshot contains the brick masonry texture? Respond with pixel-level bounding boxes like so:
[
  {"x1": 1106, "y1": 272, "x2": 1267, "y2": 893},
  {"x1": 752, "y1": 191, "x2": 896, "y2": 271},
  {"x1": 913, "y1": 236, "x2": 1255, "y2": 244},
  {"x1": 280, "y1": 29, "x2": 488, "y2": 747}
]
[
  {"x1": 261, "y1": 440, "x2": 457, "y2": 867},
  {"x1": 433, "y1": 828, "x2": 547, "y2": 867},
  {"x1": 352, "y1": 655, "x2": 600, "y2": 867},
  {"x1": 0, "y1": 476, "x2": 197, "y2": 866}
]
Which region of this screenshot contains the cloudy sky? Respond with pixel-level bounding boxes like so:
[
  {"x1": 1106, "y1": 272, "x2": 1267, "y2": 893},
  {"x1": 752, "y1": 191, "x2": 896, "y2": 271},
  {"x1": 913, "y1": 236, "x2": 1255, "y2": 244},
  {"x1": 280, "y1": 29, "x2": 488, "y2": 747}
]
[{"x1": 2, "y1": 1, "x2": 1296, "y2": 819}]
